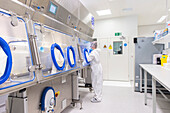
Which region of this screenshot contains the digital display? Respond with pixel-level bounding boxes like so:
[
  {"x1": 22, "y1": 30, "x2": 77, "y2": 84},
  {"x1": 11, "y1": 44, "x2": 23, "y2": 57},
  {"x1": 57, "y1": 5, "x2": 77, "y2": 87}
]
[{"x1": 49, "y1": 2, "x2": 58, "y2": 15}]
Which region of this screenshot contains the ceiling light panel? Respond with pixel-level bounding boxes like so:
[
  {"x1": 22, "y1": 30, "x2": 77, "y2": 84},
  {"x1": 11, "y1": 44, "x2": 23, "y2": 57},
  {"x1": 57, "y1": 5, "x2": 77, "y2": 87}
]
[
  {"x1": 96, "y1": 9, "x2": 112, "y2": 16},
  {"x1": 157, "y1": 15, "x2": 168, "y2": 23},
  {"x1": 122, "y1": 8, "x2": 133, "y2": 12}
]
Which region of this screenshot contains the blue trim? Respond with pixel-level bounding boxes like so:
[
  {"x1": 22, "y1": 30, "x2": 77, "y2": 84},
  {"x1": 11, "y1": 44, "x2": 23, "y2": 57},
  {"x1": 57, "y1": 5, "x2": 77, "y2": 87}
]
[
  {"x1": 67, "y1": 46, "x2": 76, "y2": 68},
  {"x1": 0, "y1": 11, "x2": 35, "y2": 90},
  {"x1": 41, "y1": 87, "x2": 56, "y2": 111},
  {"x1": 0, "y1": 11, "x2": 11, "y2": 16},
  {"x1": 84, "y1": 48, "x2": 90, "y2": 64},
  {"x1": 51, "y1": 43, "x2": 65, "y2": 70},
  {"x1": 0, "y1": 37, "x2": 12, "y2": 85},
  {"x1": 0, "y1": 78, "x2": 35, "y2": 90}
]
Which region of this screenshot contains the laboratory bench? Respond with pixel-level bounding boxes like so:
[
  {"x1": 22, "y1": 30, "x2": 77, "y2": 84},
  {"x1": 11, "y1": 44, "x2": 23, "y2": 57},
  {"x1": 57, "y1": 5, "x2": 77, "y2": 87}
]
[{"x1": 139, "y1": 64, "x2": 170, "y2": 113}]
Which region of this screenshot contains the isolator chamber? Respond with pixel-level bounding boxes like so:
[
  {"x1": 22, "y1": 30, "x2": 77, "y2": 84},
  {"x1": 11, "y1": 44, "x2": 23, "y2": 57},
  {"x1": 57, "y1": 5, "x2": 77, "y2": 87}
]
[
  {"x1": 34, "y1": 23, "x2": 78, "y2": 78},
  {"x1": 0, "y1": 10, "x2": 35, "y2": 90}
]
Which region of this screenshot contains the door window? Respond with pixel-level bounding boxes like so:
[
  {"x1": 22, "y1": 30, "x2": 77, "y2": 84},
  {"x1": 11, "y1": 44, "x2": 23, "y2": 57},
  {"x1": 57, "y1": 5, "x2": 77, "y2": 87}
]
[{"x1": 113, "y1": 41, "x2": 123, "y2": 55}]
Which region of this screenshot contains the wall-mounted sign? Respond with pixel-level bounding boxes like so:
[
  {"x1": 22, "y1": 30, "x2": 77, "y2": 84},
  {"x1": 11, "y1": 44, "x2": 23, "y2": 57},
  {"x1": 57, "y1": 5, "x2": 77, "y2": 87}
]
[
  {"x1": 124, "y1": 43, "x2": 127, "y2": 47},
  {"x1": 109, "y1": 45, "x2": 112, "y2": 50},
  {"x1": 103, "y1": 45, "x2": 107, "y2": 48},
  {"x1": 115, "y1": 32, "x2": 122, "y2": 36}
]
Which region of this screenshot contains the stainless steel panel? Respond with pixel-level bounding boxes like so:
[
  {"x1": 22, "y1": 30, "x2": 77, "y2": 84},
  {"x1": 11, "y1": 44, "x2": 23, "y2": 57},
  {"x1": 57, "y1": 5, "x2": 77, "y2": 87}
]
[
  {"x1": 0, "y1": 0, "x2": 93, "y2": 38},
  {"x1": 56, "y1": 0, "x2": 94, "y2": 33},
  {"x1": 0, "y1": 0, "x2": 28, "y2": 16},
  {"x1": 8, "y1": 97, "x2": 28, "y2": 113},
  {"x1": 29, "y1": 0, "x2": 80, "y2": 30},
  {"x1": 79, "y1": 3, "x2": 92, "y2": 28},
  {"x1": 0, "y1": 81, "x2": 37, "y2": 96},
  {"x1": 54, "y1": 0, "x2": 94, "y2": 33},
  {"x1": 85, "y1": 66, "x2": 92, "y2": 84},
  {"x1": 81, "y1": 68, "x2": 87, "y2": 78},
  {"x1": 72, "y1": 72, "x2": 79, "y2": 100},
  {"x1": 75, "y1": 30, "x2": 93, "y2": 42},
  {"x1": 55, "y1": 0, "x2": 80, "y2": 18},
  {"x1": 27, "y1": 74, "x2": 72, "y2": 113},
  {"x1": 12, "y1": 0, "x2": 94, "y2": 37},
  {"x1": 37, "y1": 66, "x2": 88, "y2": 84},
  {"x1": 77, "y1": 21, "x2": 93, "y2": 37}
]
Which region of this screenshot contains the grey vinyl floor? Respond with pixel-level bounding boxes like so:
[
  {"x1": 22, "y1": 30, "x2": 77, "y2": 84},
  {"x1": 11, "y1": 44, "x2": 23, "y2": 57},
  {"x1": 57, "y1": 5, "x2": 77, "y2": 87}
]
[{"x1": 62, "y1": 82, "x2": 170, "y2": 113}]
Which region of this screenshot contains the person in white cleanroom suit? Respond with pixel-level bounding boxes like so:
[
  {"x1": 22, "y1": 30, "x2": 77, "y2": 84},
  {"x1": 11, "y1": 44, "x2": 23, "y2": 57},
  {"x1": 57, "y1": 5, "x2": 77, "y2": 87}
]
[{"x1": 87, "y1": 41, "x2": 103, "y2": 103}]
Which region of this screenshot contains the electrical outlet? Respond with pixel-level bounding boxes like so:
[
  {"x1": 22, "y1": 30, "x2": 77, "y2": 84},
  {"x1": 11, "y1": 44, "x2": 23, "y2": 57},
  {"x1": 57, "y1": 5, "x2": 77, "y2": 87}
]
[
  {"x1": 61, "y1": 99, "x2": 67, "y2": 110},
  {"x1": 135, "y1": 83, "x2": 138, "y2": 87},
  {"x1": 62, "y1": 76, "x2": 66, "y2": 83}
]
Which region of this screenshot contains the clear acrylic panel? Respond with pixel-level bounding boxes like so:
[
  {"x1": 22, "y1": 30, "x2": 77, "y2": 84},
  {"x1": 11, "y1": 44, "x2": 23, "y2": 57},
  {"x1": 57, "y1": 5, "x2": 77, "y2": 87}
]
[
  {"x1": 78, "y1": 39, "x2": 91, "y2": 66},
  {"x1": 0, "y1": 10, "x2": 35, "y2": 90}
]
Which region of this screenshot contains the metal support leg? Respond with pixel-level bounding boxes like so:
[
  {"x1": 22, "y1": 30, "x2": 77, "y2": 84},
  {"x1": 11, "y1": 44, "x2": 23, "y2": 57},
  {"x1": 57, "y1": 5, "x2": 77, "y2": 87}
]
[
  {"x1": 72, "y1": 99, "x2": 83, "y2": 110},
  {"x1": 80, "y1": 101, "x2": 83, "y2": 110},
  {"x1": 140, "y1": 67, "x2": 142, "y2": 93},
  {"x1": 152, "y1": 78, "x2": 156, "y2": 113},
  {"x1": 144, "y1": 70, "x2": 147, "y2": 105}
]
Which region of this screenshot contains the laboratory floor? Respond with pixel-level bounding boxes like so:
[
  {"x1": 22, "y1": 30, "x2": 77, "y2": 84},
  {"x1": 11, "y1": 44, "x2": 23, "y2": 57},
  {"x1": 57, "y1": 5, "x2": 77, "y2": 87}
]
[{"x1": 62, "y1": 81, "x2": 170, "y2": 113}]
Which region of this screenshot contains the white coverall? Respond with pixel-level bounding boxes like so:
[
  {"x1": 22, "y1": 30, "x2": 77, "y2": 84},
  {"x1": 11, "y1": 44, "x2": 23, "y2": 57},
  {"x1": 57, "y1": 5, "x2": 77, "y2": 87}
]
[{"x1": 87, "y1": 48, "x2": 103, "y2": 101}]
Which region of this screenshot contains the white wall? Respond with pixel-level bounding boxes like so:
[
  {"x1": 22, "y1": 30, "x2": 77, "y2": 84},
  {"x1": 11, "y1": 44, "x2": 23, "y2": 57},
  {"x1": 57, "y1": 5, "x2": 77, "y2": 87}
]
[
  {"x1": 138, "y1": 24, "x2": 165, "y2": 37},
  {"x1": 93, "y1": 16, "x2": 138, "y2": 38},
  {"x1": 93, "y1": 15, "x2": 138, "y2": 81}
]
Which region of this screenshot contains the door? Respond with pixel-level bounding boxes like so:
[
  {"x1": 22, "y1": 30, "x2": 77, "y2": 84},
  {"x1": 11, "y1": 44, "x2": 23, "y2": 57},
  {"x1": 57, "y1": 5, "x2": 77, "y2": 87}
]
[
  {"x1": 108, "y1": 37, "x2": 129, "y2": 81},
  {"x1": 98, "y1": 38, "x2": 109, "y2": 80}
]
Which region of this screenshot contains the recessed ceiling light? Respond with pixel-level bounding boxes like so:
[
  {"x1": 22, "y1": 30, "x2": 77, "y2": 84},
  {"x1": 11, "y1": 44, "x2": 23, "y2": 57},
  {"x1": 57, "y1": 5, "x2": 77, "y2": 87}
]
[
  {"x1": 96, "y1": 9, "x2": 112, "y2": 16},
  {"x1": 157, "y1": 15, "x2": 168, "y2": 23},
  {"x1": 122, "y1": 8, "x2": 133, "y2": 12},
  {"x1": 108, "y1": 0, "x2": 117, "y2": 2}
]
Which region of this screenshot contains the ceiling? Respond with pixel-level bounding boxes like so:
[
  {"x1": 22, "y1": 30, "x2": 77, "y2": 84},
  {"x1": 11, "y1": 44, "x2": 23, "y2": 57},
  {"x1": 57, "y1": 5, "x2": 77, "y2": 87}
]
[{"x1": 80, "y1": 0, "x2": 170, "y2": 26}]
